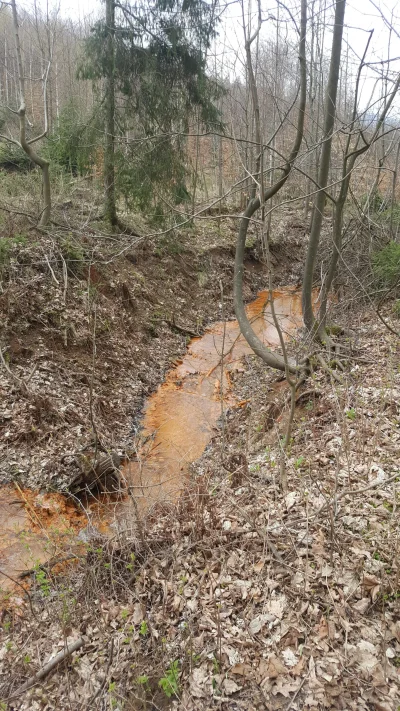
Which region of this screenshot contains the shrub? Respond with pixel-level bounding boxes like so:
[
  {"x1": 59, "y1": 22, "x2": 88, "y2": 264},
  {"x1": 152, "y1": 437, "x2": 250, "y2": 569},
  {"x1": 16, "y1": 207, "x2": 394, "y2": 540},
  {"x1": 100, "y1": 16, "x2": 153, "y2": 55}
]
[
  {"x1": 372, "y1": 241, "x2": 400, "y2": 289},
  {"x1": 60, "y1": 236, "x2": 86, "y2": 277},
  {"x1": 0, "y1": 143, "x2": 33, "y2": 172},
  {"x1": 44, "y1": 101, "x2": 99, "y2": 176},
  {"x1": 159, "y1": 660, "x2": 180, "y2": 698}
]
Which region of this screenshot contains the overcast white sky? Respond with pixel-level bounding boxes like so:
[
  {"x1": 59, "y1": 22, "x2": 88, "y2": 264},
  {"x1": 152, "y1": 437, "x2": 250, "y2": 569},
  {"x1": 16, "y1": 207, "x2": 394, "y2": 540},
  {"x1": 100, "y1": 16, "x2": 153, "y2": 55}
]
[{"x1": 22, "y1": 0, "x2": 400, "y2": 112}]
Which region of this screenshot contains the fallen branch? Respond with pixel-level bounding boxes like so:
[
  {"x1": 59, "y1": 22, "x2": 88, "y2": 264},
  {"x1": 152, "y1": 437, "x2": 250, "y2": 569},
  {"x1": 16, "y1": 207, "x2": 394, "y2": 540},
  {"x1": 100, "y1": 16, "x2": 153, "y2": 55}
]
[
  {"x1": 18, "y1": 554, "x2": 84, "y2": 579},
  {"x1": 10, "y1": 638, "x2": 84, "y2": 698}
]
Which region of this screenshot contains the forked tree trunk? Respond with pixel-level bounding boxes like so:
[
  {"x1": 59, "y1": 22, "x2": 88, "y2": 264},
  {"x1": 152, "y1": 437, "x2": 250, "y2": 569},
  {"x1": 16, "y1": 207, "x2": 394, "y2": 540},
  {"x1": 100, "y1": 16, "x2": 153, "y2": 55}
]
[
  {"x1": 302, "y1": 0, "x2": 346, "y2": 334},
  {"x1": 233, "y1": 0, "x2": 307, "y2": 373},
  {"x1": 11, "y1": 0, "x2": 51, "y2": 226}
]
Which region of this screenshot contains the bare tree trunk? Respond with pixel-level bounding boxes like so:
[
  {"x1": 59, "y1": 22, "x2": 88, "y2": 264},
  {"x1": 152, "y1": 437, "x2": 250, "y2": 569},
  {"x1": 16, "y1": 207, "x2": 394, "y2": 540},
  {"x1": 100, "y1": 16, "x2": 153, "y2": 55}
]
[
  {"x1": 302, "y1": 0, "x2": 346, "y2": 334},
  {"x1": 233, "y1": 0, "x2": 307, "y2": 373},
  {"x1": 104, "y1": 0, "x2": 117, "y2": 227},
  {"x1": 10, "y1": 0, "x2": 51, "y2": 226}
]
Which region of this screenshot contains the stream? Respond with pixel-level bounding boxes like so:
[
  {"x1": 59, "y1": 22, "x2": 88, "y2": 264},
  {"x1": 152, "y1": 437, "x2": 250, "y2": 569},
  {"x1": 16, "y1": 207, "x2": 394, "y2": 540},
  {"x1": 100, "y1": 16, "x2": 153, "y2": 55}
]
[{"x1": 0, "y1": 288, "x2": 304, "y2": 597}]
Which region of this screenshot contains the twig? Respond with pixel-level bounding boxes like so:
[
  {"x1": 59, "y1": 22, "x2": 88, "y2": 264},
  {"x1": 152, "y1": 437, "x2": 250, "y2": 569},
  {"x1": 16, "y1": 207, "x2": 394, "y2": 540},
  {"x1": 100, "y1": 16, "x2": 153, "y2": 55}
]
[
  {"x1": 285, "y1": 675, "x2": 307, "y2": 709},
  {"x1": 88, "y1": 298, "x2": 99, "y2": 456},
  {"x1": 166, "y1": 318, "x2": 199, "y2": 338},
  {"x1": 315, "y1": 353, "x2": 343, "y2": 384},
  {"x1": 44, "y1": 254, "x2": 59, "y2": 285},
  {"x1": 61, "y1": 253, "x2": 68, "y2": 305},
  {"x1": 220, "y1": 279, "x2": 227, "y2": 460},
  {"x1": 294, "y1": 470, "x2": 400, "y2": 529},
  {"x1": 14, "y1": 482, "x2": 48, "y2": 534},
  {"x1": 18, "y1": 554, "x2": 83, "y2": 579},
  {"x1": 0, "y1": 345, "x2": 29, "y2": 394},
  {"x1": 9, "y1": 638, "x2": 84, "y2": 699}
]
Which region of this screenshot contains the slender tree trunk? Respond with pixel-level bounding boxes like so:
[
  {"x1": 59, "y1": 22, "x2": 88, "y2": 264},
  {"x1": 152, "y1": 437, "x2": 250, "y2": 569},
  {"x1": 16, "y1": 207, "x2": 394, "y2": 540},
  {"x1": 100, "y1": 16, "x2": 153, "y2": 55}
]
[
  {"x1": 319, "y1": 69, "x2": 400, "y2": 332},
  {"x1": 302, "y1": 0, "x2": 346, "y2": 334},
  {"x1": 104, "y1": 0, "x2": 117, "y2": 227}
]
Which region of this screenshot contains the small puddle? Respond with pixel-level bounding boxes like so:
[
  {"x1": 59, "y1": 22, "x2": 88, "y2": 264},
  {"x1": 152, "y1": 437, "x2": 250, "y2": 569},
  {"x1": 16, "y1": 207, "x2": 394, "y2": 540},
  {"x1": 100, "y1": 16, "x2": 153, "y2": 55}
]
[{"x1": 0, "y1": 288, "x2": 304, "y2": 598}]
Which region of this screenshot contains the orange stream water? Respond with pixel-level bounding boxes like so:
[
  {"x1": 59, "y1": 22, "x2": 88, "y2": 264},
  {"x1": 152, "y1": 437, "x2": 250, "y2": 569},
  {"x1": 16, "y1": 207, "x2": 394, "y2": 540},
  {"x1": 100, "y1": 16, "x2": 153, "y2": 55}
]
[
  {"x1": 121, "y1": 288, "x2": 304, "y2": 508},
  {"x1": 0, "y1": 288, "x2": 304, "y2": 596}
]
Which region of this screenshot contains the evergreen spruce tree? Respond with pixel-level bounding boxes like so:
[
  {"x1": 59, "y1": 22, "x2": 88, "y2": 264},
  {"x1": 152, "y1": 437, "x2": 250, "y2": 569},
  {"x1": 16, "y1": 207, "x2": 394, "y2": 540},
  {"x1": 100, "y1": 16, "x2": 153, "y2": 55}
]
[{"x1": 79, "y1": 0, "x2": 222, "y2": 226}]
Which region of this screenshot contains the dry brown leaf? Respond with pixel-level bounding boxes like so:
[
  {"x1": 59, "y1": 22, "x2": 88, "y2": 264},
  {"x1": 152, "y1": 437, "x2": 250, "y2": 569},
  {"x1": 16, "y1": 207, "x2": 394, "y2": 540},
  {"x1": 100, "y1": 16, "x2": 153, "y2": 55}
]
[
  {"x1": 356, "y1": 640, "x2": 379, "y2": 675},
  {"x1": 280, "y1": 627, "x2": 301, "y2": 647},
  {"x1": 371, "y1": 663, "x2": 387, "y2": 688},
  {"x1": 267, "y1": 594, "x2": 286, "y2": 619},
  {"x1": 353, "y1": 597, "x2": 370, "y2": 614},
  {"x1": 253, "y1": 559, "x2": 264, "y2": 573},
  {"x1": 372, "y1": 700, "x2": 394, "y2": 711},
  {"x1": 231, "y1": 663, "x2": 253, "y2": 678},
  {"x1": 259, "y1": 655, "x2": 287, "y2": 679},
  {"x1": 391, "y1": 620, "x2": 400, "y2": 643},
  {"x1": 189, "y1": 667, "x2": 209, "y2": 699},
  {"x1": 132, "y1": 603, "x2": 145, "y2": 624},
  {"x1": 249, "y1": 614, "x2": 271, "y2": 634},
  {"x1": 271, "y1": 677, "x2": 301, "y2": 698},
  {"x1": 291, "y1": 656, "x2": 306, "y2": 677},
  {"x1": 223, "y1": 678, "x2": 242, "y2": 695},
  {"x1": 362, "y1": 573, "x2": 381, "y2": 602}
]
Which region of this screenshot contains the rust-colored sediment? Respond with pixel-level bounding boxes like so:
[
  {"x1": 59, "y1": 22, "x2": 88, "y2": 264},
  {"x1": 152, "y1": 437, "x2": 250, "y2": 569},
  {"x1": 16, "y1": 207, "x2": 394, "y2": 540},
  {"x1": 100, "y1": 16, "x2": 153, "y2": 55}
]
[
  {"x1": 123, "y1": 288, "x2": 304, "y2": 508},
  {"x1": 0, "y1": 288, "x2": 305, "y2": 598},
  {"x1": 0, "y1": 486, "x2": 86, "y2": 594}
]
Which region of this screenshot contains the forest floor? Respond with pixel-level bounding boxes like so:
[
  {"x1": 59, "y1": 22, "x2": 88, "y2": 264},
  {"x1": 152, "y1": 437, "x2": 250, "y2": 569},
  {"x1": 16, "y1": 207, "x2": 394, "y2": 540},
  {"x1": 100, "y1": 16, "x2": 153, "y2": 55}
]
[{"x1": 0, "y1": 188, "x2": 399, "y2": 710}]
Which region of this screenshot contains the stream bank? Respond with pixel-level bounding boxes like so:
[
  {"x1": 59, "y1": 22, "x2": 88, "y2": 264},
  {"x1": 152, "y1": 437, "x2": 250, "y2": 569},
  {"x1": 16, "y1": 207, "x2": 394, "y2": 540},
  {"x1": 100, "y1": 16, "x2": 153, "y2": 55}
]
[{"x1": 0, "y1": 287, "x2": 304, "y2": 591}]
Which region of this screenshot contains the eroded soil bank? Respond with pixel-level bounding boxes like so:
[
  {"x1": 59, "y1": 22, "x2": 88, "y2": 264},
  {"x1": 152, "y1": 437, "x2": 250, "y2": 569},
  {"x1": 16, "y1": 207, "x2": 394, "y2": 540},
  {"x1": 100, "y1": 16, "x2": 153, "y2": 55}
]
[
  {"x1": 0, "y1": 213, "x2": 304, "y2": 494},
  {"x1": 0, "y1": 288, "x2": 304, "y2": 589}
]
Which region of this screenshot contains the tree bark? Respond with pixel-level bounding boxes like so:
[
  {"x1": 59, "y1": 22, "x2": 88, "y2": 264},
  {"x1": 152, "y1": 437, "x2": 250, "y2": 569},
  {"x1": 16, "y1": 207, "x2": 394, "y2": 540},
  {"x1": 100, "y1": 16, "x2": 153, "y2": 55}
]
[
  {"x1": 104, "y1": 0, "x2": 117, "y2": 227},
  {"x1": 302, "y1": 0, "x2": 346, "y2": 334}
]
